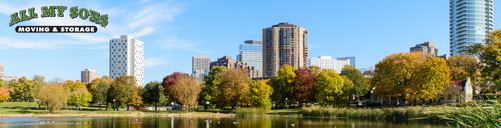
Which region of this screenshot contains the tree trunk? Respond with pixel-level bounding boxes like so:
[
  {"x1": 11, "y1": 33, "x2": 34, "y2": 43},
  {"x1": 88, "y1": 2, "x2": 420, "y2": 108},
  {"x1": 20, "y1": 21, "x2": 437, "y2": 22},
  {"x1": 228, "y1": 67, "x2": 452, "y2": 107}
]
[
  {"x1": 127, "y1": 105, "x2": 130, "y2": 111},
  {"x1": 106, "y1": 102, "x2": 108, "y2": 110},
  {"x1": 155, "y1": 102, "x2": 157, "y2": 110}
]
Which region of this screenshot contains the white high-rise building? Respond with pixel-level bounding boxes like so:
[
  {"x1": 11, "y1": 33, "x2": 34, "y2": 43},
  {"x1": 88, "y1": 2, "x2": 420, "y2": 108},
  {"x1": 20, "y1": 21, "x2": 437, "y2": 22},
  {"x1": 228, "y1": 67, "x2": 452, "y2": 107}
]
[
  {"x1": 336, "y1": 56, "x2": 355, "y2": 68},
  {"x1": 109, "y1": 35, "x2": 144, "y2": 86},
  {"x1": 309, "y1": 56, "x2": 350, "y2": 73}
]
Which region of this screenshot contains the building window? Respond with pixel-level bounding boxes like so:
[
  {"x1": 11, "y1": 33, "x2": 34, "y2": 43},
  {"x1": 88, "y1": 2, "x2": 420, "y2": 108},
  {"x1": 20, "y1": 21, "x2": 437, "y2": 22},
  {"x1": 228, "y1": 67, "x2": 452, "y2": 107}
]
[
  {"x1": 440, "y1": 95, "x2": 444, "y2": 100},
  {"x1": 447, "y1": 94, "x2": 452, "y2": 100},
  {"x1": 456, "y1": 94, "x2": 460, "y2": 102}
]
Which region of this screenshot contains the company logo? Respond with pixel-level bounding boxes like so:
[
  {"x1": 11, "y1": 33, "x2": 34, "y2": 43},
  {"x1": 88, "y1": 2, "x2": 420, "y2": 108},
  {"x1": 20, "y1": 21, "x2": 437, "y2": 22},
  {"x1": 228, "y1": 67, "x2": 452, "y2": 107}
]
[{"x1": 9, "y1": 6, "x2": 108, "y2": 33}]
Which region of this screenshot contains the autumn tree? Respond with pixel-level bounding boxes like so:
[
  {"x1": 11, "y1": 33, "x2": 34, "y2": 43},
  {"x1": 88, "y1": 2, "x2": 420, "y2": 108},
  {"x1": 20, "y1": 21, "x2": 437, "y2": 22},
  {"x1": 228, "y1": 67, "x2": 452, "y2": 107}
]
[
  {"x1": 143, "y1": 81, "x2": 163, "y2": 110},
  {"x1": 215, "y1": 68, "x2": 251, "y2": 110},
  {"x1": 0, "y1": 79, "x2": 6, "y2": 88},
  {"x1": 446, "y1": 55, "x2": 483, "y2": 90},
  {"x1": 372, "y1": 52, "x2": 450, "y2": 103},
  {"x1": 0, "y1": 87, "x2": 10, "y2": 104},
  {"x1": 108, "y1": 76, "x2": 137, "y2": 110},
  {"x1": 31, "y1": 75, "x2": 45, "y2": 102},
  {"x1": 270, "y1": 65, "x2": 296, "y2": 104},
  {"x1": 309, "y1": 66, "x2": 322, "y2": 76},
  {"x1": 199, "y1": 66, "x2": 226, "y2": 108},
  {"x1": 87, "y1": 78, "x2": 104, "y2": 102},
  {"x1": 315, "y1": 69, "x2": 345, "y2": 106},
  {"x1": 341, "y1": 65, "x2": 369, "y2": 98},
  {"x1": 9, "y1": 80, "x2": 23, "y2": 101},
  {"x1": 127, "y1": 93, "x2": 143, "y2": 109},
  {"x1": 248, "y1": 80, "x2": 273, "y2": 111},
  {"x1": 68, "y1": 88, "x2": 92, "y2": 110},
  {"x1": 162, "y1": 72, "x2": 201, "y2": 111},
  {"x1": 292, "y1": 68, "x2": 317, "y2": 108},
  {"x1": 37, "y1": 82, "x2": 71, "y2": 113}
]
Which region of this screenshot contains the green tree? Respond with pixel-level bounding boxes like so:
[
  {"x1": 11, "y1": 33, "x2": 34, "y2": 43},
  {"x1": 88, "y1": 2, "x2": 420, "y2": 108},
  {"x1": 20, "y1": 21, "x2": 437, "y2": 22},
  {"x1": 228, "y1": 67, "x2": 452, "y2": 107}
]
[
  {"x1": 315, "y1": 69, "x2": 345, "y2": 106},
  {"x1": 248, "y1": 80, "x2": 273, "y2": 111},
  {"x1": 0, "y1": 79, "x2": 6, "y2": 88},
  {"x1": 372, "y1": 52, "x2": 450, "y2": 103},
  {"x1": 341, "y1": 65, "x2": 369, "y2": 98},
  {"x1": 108, "y1": 76, "x2": 137, "y2": 110},
  {"x1": 270, "y1": 65, "x2": 296, "y2": 104},
  {"x1": 68, "y1": 88, "x2": 92, "y2": 110},
  {"x1": 96, "y1": 81, "x2": 110, "y2": 110},
  {"x1": 446, "y1": 55, "x2": 483, "y2": 90},
  {"x1": 216, "y1": 68, "x2": 251, "y2": 110},
  {"x1": 87, "y1": 78, "x2": 104, "y2": 102},
  {"x1": 10, "y1": 80, "x2": 24, "y2": 101},
  {"x1": 199, "y1": 66, "x2": 226, "y2": 107},
  {"x1": 31, "y1": 75, "x2": 45, "y2": 102},
  {"x1": 466, "y1": 30, "x2": 501, "y2": 90},
  {"x1": 143, "y1": 81, "x2": 163, "y2": 110},
  {"x1": 340, "y1": 76, "x2": 354, "y2": 106}
]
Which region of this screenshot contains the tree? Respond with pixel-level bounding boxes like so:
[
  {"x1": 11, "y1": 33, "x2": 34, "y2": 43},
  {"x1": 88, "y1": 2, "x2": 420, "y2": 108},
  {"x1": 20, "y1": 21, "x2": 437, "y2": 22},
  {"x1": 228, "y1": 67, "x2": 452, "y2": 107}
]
[
  {"x1": 127, "y1": 93, "x2": 143, "y2": 109},
  {"x1": 87, "y1": 78, "x2": 104, "y2": 102},
  {"x1": 31, "y1": 75, "x2": 45, "y2": 102},
  {"x1": 216, "y1": 68, "x2": 251, "y2": 110},
  {"x1": 466, "y1": 30, "x2": 501, "y2": 90},
  {"x1": 270, "y1": 65, "x2": 296, "y2": 104},
  {"x1": 9, "y1": 81, "x2": 24, "y2": 101},
  {"x1": 68, "y1": 88, "x2": 92, "y2": 110},
  {"x1": 292, "y1": 68, "x2": 317, "y2": 108},
  {"x1": 162, "y1": 72, "x2": 201, "y2": 111},
  {"x1": 446, "y1": 55, "x2": 483, "y2": 89},
  {"x1": 340, "y1": 76, "x2": 354, "y2": 106},
  {"x1": 18, "y1": 76, "x2": 35, "y2": 102},
  {"x1": 0, "y1": 87, "x2": 10, "y2": 103},
  {"x1": 309, "y1": 66, "x2": 322, "y2": 76},
  {"x1": 315, "y1": 69, "x2": 345, "y2": 106},
  {"x1": 248, "y1": 80, "x2": 273, "y2": 111},
  {"x1": 108, "y1": 76, "x2": 137, "y2": 110},
  {"x1": 341, "y1": 65, "x2": 369, "y2": 98},
  {"x1": 0, "y1": 79, "x2": 6, "y2": 88},
  {"x1": 199, "y1": 66, "x2": 226, "y2": 107},
  {"x1": 37, "y1": 82, "x2": 71, "y2": 113},
  {"x1": 96, "y1": 81, "x2": 110, "y2": 110},
  {"x1": 143, "y1": 81, "x2": 162, "y2": 110},
  {"x1": 372, "y1": 52, "x2": 450, "y2": 104}
]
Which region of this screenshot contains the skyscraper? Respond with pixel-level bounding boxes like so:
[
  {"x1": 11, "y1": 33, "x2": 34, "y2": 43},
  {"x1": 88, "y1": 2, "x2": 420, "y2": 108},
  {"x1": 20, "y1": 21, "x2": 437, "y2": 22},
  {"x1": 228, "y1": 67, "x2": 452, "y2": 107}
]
[
  {"x1": 81, "y1": 69, "x2": 99, "y2": 83},
  {"x1": 237, "y1": 40, "x2": 263, "y2": 72},
  {"x1": 262, "y1": 22, "x2": 308, "y2": 76},
  {"x1": 192, "y1": 56, "x2": 211, "y2": 73},
  {"x1": 450, "y1": 0, "x2": 494, "y2": 56},
  {"x1": 210, "y1": 56, "x2": 262, "y2": 78},
  {"x1": 410, "y1": 41, "x2": 438, "y2": 56},
  {"x1": 310, "y1": 56, "x2": 350, "y2": 73},
  {"x1": 109, "y1": 35, "x2": 144, "y2": 86}
]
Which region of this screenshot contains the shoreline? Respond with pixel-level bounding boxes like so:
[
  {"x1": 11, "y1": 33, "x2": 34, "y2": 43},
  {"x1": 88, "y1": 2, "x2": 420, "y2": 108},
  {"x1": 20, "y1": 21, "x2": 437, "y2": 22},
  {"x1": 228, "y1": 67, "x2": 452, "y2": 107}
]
[{"x1": 0, "y1": 112, "x2": 236, "y2": 118}]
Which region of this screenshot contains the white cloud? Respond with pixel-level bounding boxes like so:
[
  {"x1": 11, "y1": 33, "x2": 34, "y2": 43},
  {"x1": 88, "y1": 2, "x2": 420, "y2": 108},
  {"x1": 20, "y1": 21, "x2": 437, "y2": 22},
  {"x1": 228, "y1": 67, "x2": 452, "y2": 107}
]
[
  {"x1": 0, "y1": 37, "x2": 69, "y2": 50},
  {"x1": 144, "y1": 58, "x2": 168, "y2": 67},
  {"x1": 130, "y1": 27, "x2": 156, "y2": 38}
]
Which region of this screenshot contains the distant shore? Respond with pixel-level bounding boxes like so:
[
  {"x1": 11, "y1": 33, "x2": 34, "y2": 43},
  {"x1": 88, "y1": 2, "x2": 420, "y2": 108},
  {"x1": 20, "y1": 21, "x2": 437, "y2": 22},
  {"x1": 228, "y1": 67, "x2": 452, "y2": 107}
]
[{"x1": 0, "y1": 112, "x2": 236, "y2": 118}]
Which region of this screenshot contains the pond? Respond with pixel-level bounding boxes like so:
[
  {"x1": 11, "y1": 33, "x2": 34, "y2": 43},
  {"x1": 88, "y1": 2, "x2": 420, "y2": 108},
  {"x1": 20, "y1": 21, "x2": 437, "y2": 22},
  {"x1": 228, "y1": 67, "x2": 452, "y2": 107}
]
[{"x1": 0, "y1": 117, "x2": 450, "y2": 128}]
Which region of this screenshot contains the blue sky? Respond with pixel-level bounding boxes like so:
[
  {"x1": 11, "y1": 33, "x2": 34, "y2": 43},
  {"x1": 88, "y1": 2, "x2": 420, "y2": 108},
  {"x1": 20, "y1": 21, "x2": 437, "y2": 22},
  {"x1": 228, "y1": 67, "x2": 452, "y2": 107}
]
[{"x1": 0, "y1": 0, "x2": 499, "y2": 84}]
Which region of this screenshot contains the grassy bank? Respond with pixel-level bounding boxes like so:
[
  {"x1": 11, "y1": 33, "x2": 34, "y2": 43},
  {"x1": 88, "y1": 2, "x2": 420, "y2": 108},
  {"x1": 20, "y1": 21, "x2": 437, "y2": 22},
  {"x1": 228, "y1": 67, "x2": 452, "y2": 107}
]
[
  {"x1": 234, "y1": 108, "x2": 266, "y2": 117},
  {"x1": 438, "y1": 101, "x2": 501, "y2": 127},
  {"x1": 299, "y1": 107, "x2": 434, "y2": 120}
]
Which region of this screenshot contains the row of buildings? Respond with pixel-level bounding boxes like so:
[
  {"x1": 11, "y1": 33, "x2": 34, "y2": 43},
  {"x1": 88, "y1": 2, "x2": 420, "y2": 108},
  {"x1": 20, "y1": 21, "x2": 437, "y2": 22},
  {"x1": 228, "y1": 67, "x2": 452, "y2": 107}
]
[{"x1": 192, "y1": 22, "x2": 357, "y2": 81}]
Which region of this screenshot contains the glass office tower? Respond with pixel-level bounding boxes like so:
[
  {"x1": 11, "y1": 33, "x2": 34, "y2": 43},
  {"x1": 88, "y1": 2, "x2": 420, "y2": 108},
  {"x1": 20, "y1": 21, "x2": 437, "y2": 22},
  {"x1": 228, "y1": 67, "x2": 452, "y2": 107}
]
[
  {"x1": 237, "y1": 40, "x2": 263, "y2": 72},
  {"x1": 450, "y1": 0, "x2": 494, "y2": 56}
]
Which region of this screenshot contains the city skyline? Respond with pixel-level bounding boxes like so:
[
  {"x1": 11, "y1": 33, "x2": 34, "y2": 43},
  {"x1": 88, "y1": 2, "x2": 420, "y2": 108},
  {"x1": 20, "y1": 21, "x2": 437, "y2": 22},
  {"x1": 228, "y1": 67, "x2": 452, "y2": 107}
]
[{"x1": 1, "y1": 1, "x2": 500, "y2": 83}]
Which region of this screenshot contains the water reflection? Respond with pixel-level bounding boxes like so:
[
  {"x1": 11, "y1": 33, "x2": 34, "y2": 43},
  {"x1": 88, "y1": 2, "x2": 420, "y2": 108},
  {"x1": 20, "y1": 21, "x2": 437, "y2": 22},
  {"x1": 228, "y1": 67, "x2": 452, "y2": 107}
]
[{"x1": 0, "y1": 116, "x2": 449, "y2": 128}]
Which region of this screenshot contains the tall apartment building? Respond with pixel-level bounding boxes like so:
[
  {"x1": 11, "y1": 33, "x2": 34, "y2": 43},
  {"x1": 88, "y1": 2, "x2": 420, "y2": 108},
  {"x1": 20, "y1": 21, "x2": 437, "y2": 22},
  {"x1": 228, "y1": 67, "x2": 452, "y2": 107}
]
[
  {"x1": 262, "y1": 22, "x2": 308, "y2": 76},
  {"x1": 109, "y1": 35, "x2": 144, "y2": 86},
  {"x1": 410, "y1": 41, "x2": 438, "y2": 56},
  {"x1": 336, "y1": 56, "x2": 356, "y2": 68},
  {"x1": 81, "y1": 69, "x2": 99, "y2": 83},
  {"x1": 237, "y1": 40, "x2": 263, "y2": 72},
  {"x1": 210, "y1": 56, "x2": 262, "y2": 78},
  {"x1": 449, "y1": 0, "x2": 494, "y2": 56},
  {"x1": 193, "y1": 56, "x2": 211, "y2": 73},
  {"x1": 309, "y1": 56, "x2": 350, "y2": 73},
  {"x1": 0, "y1": 64, "x2": 3, "y2": 76}
]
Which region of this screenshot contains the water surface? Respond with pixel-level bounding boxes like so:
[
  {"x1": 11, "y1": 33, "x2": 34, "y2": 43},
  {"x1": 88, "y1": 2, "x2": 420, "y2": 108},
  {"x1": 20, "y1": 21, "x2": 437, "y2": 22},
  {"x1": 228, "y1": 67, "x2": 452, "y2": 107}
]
[{"x1": 0, "y1": 117, "x2": 450, "y2": 128}]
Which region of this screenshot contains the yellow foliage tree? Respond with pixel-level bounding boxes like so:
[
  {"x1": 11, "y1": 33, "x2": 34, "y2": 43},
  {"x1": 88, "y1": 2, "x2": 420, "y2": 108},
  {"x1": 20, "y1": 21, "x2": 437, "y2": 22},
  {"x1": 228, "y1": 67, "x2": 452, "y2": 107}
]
[{"x1": 372, "y1": 52, "x2": 450, "y2": 103}]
